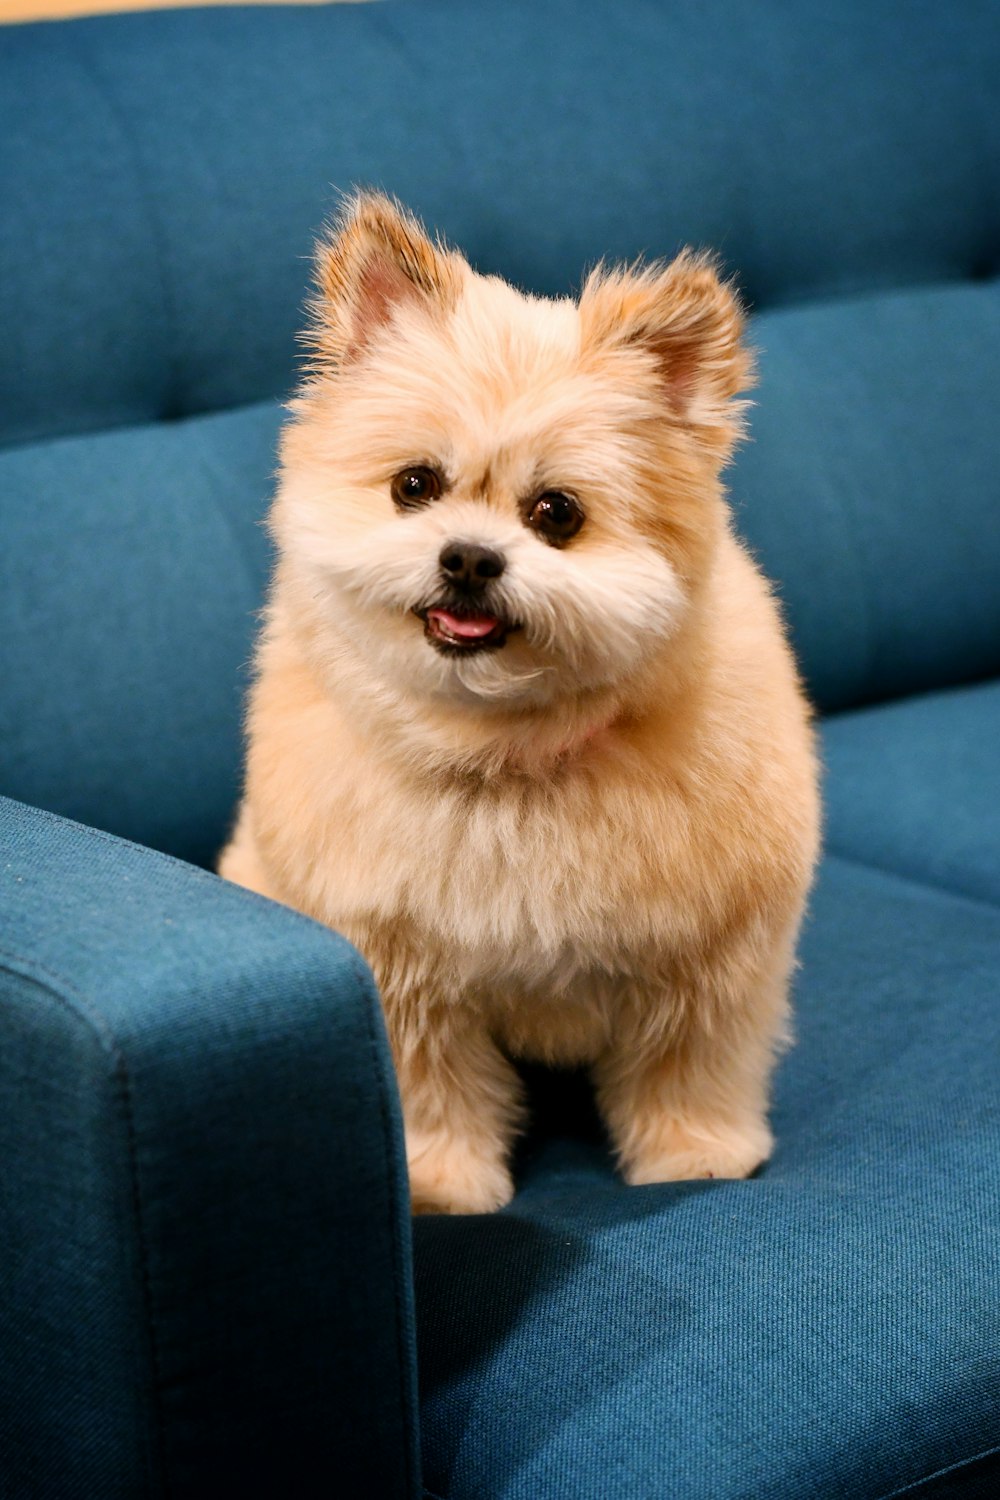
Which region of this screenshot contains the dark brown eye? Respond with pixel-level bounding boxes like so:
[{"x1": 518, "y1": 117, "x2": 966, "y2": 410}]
[
  {"x1": 391, "y1": 465, "x2": 443, "y2": 509},
  {"x1": 526, "y1": 490, "x2": 584, "y2": 545}
]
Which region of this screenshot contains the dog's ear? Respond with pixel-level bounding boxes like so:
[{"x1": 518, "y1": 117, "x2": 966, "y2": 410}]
[
  {"x1": 579, "y1": 252, "x2": 753, "y2": 446},
  {"x1": 309, "y1": 192, "x2": 463, "y2": 369}
]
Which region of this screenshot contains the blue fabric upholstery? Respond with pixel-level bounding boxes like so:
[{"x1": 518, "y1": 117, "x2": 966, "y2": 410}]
[
  {"x1": 0, "y1": 3, "x2": 997, "y2": 861},
  {"x1": 2, "y1": 2, "x2": 999, "y2": 1496},
  {"x1": 0, "y1": 403, "x2": 280, "y2": 866},
  {"x1": 822, "y1": 681, "x2": 1000, "y2": 907},
  {"x1": 0, "y1": 796, "x2": 418, "y2": 1499},
  {"x1": 415, "y1": 858, "x2": 1000, "y2": 1500},
  {"x1": 2, "y1": 0, "x2": 996, "y2": 452},
  {"x1": 737, "y1": 283, "x2": 1000, "y2": 712}
]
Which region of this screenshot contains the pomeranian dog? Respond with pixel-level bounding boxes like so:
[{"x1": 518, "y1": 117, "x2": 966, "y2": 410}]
[{"x1": 219, "y1": 193, "x2": 820, "y2": 1214}]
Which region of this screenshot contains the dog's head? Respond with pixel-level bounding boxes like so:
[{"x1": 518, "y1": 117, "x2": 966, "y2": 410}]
[{"x1": 273, "y1": 194, "x2": 751, "y2": 716}]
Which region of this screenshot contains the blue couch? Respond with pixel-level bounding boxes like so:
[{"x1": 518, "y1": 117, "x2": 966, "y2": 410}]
[{"x1": 2, "y1": 3, "x2": 998, "y2": 1496}]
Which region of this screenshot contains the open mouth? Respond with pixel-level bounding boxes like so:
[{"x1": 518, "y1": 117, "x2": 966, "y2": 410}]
[{"x1": 415, "y1": 604, "x2": 517, "y2": 654}]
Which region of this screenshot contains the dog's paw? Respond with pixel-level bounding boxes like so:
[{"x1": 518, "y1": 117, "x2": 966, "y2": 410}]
[
  {"x1": 406, "y1": 1129, "x2": 514, "y2": 1215},
  {"x1": 622, "y1": 1116, "x2": 773, "y2": 1184}
]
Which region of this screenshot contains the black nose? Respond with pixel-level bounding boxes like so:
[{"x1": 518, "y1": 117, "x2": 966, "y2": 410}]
[{"x1": 439, "y1": 541, "x2": 506, "y2": 590}]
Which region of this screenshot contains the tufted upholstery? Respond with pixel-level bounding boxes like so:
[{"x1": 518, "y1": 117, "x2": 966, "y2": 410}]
[
  {"x1": 2, "y1": 0, "x2": 1000, "y2": 864},
  {"x1": 3, "y1": 1, "x2": 996, "y2": 450},
  {"x1": 2, "y1": 4, "x2": 999, "y2": 1497}
]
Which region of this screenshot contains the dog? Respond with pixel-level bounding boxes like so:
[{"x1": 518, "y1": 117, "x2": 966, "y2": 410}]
[{"x1": 219, "y1": 192, "x2": 820, "y2": 1214}]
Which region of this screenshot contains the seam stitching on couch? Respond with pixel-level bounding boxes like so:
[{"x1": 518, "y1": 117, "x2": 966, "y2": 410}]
[
  {"x1": 66, "y1": 32, "x2": 183, "y2": 422},
  {"x1": 1, "y1": 796, "x2": 347, "y2": 943},
  {"x1": 753, "y1": 271, "x2": 1000, "y2": 320},
  {"x1": 351, "y1": 948, "x2": 419, "y2": 1498},
  {"x1": 823, "y1": 848, "x2": 1000, "y2": 919},
  {"x1": 0, "y1": 947, "x2": 168, "y2": 1498},
  {"x1": 820, "y1": 669, "x2": 1000, "y2": 723},
  {"x1": 873, "y1": 1440, "x2": 1000, "y2": 1499},
  {"x1": 0, "y1": 394, "x2": 284, "y2": 461},
  {"x1": 5, "y1": 801, "x2": 416, "y2": 1488},
  {"x1": 115, "y1": 1003, "x2": 170, "y2": 1500}
]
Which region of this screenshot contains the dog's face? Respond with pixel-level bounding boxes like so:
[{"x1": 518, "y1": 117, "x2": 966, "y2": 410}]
[{"x1": 275, "y1": 195, "x2": 750, "y2": 712}]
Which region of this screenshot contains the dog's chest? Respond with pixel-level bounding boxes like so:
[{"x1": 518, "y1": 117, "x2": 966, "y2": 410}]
[{"x1": 345, "y1": 765, "x2": 669, "y2": 986}]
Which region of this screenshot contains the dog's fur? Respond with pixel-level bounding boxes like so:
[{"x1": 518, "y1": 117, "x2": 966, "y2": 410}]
[{"x1": 219, "y1": 194, "x2": 820, "y2": 1214}]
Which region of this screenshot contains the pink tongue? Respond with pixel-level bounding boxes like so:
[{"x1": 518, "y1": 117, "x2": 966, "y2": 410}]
[{"x1": 429, "y1": 608, "x2": 498, "y2": 639}]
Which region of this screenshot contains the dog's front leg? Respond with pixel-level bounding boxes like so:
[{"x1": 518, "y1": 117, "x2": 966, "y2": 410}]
[
  {"x1": 593, "y1": 947, "x2": 792, "y2": 1184},
  {"x1": 385, "y1": 996, "x2": 525, "y2": 1215}
]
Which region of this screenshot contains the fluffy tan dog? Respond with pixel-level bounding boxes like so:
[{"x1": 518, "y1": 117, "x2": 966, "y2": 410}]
[{"x1": 220, "y1": 193, "x2": 820, "y2": 1214}]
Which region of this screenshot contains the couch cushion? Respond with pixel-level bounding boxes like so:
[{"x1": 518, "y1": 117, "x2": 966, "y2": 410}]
[
  {"x1": 414, "y1": 858, "x2": 1000, "y2": 1500},
  {"x1": 822, "y1": 679, "x2": 1000, "y2": 906},
  {"x1": 1, "y1": 0, "x2": 997, "y2": 448},
  {"x1": 0, "y1": 402, "x2": 280, "y2": 867},
  {"x1": 733, "y1": 283, "x2": 1000, "y2": 712},
  {"x1": 0, "y1": 796, "x2": 417, "y2": 1498},
  {"x1": 2, "y1": 1, "x2": 1000, "y2": 855}
]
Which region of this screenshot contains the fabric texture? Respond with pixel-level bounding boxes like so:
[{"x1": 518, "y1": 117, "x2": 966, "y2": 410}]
[
  {"x1": 735, "y1": 282, "x2": 1000, "y2": 711},
  {"x1": 2, "y1": 2, "x2": 1000, "y2": 1497},
  {"x1": 0, "y1": 402, "x2": 280, "y2": 867},
  {"x1": 0, "y1": 795, "x2": 419, "y2": 1499},
  {"x1": 1, "y1": 2, "x2": 998, "y2": 866},
  {"x1": 0, "y1": 4, "x2": 996, "y2": 816},
  {"x1": 0, "y1": 0, "x2": 996, "y2": 452},
  {"x1": 414, "y1": 857, "x2": 1000, "y2": 1500},
  {"x1": 821, "y1": 680, "x2": 1000, "y2": 907}
]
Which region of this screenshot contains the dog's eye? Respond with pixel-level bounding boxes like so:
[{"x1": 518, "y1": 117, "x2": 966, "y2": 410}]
[
  {"x1": 526, "y1": 490, "x2": 584, "y2": 545},
  {"x1": 391, "y1": 465, "x2": 444, "y2": 509}
]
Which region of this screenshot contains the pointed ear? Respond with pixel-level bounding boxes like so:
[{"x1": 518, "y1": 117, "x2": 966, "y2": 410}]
[
  {"x1": 309, "y1": 192, "x2": 464, "y2": 368},
  {"x1": 579, "y1": 251, "x2": 753, "y2": 445}
]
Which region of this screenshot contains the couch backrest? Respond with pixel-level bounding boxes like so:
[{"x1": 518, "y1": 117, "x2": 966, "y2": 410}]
[{"x1": 2, "y1": 0, "x2": 998, "y2": 862}]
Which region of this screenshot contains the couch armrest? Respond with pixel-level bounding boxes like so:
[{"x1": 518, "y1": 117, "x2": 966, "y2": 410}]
[{"x1": 0, "y1": 797, "x2": 418, "y2": 1499}]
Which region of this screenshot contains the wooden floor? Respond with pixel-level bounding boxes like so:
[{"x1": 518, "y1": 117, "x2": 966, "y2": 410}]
[{"x1": 1, "y1": 0, "x2": 357, "y2": 22}]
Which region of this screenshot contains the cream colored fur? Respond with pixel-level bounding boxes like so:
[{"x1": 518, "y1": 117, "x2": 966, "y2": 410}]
[{"x1": 219, "y1": 194, "x2": 820, "y2": 1214}]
